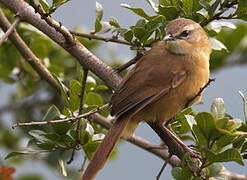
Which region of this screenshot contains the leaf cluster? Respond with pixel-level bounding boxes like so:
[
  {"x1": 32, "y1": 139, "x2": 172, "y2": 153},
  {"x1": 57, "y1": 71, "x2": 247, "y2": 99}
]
[{"x1": 171, "y1": 95, "x2": 247, "y2": 179}]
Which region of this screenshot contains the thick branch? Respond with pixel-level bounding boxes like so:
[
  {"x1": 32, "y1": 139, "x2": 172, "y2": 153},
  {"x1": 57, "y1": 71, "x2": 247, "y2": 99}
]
[{"x1": 0, "y1": 0, "x2": 121, "y2": 90}]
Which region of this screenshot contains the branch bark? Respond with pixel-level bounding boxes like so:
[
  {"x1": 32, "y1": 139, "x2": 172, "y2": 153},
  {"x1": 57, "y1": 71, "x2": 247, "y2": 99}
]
[{"x1": 0, "y1": 15, "x2": 20, "y2": 45}]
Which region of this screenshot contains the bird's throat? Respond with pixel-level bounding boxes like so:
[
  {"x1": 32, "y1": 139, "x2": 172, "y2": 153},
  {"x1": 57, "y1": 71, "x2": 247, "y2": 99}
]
[{"x1": 166, "y1": 41, "x2": 188, "y2": 55}]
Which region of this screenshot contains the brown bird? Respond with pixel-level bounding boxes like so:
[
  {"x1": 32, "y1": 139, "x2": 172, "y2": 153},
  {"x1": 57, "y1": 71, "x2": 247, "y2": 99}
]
[{"x1": 82, "y1": 18, "x2": 211, "y2": 180}]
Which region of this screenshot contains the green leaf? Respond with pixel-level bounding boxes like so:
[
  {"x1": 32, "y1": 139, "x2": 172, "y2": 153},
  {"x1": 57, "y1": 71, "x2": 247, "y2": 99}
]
[
  {"x1": 123, "y1": 30, "x2": 133, "y2": 42},
  {"x1": 135, "y1": 19, "x2": 147, "y2": 27},
  {"x1": 211, "y1": 98, "x2": 225, "y2": 119},
  {"x1": 192, "y1": 0, "x2": 201, "y2": 12},
  {"x1": 53, "y1": 74, "x2": 69, "y2": 106},
  {"x1": 236, "y1": 0, "x2": 247, "y2": 15},
  {"x1": 86, "y1": 92, "x2": 103, "y2": 106},
  {"x1": 208, "y1": 148, "x2": 244, "y2": 166},
  {"x1": 215, "y1": 117, "x2": 229, "y2": 129},
  {"x1": 38, "y1": 0, "x2": 49, "y2": 12},
  {"x1": 133, "y1": 27, "x2": 146, "y2": 41},
  {"x1": 182, "y1": 0, "x2": 193, "y2": 15},
  {"x1": 170, "y1": 0, "x2": 183, "y2": 8},
  {"x1": 238, "y1": 91, "x2": 247, "y2": 124},
  {"x1": 5, "y1": 152, "x2": 27, "y2": 159},
  {"x1": 95, "y1": 19, "x2": 102, "y2": 33},
  {"x1": 97, "y1": 21, "x2": 112, "y2": 34},
  {"x1": 95, "y1": 2, "x2": 103, "y2": 21},
  {"x1": 158, "y1": 5, "x2": 178, "y2": 20},
  {"x1": 171, "y1": 167, "x2": 192, "y2": 180},
  {"x1": 52, "y1": 122, "x2": 71, "y2": 135},
  {"x1": 175, "y1": 107, "x2": 195, "y2": 134},
  {"x1": 42, "y1": 105, "x2": 61, "y2": 121},
  {"x1": 109, "y1": 17, "x2": 120, "y2": 28},
  {"x1": 199, "y1": 0, "x2": 210, "y2": 11},
  {"x1": 94, "y1": 85, "x2": 109, "y2": 91},
  {"x1": 195, "y1": 112, "x2": 216, "y2": 140},
  {"x1": 80, "y1": 130, "x2": 92, "y2": 145},
  {"x1": 146, "y1": 0, "x2": 158, "y2": 12},
  {"x1": 233, "y1": 136, "x2": 245, "y2": 149},
  {"x1": 52, "y1": 0, "x2": 70, "y2": 9},
  {"x1": 29, "y1": 130, "x2": 47, "y2": 142},
  {"x1": 207, "y1": 163, "x2": 223, "y2": 177},
  {"x1": 158, "y1": 0, "x2": 171, "y2": 6},
  {"x1": 42, "y1": 133, "x2": 60, "y2": 141},
  {"x1": 36, "y1": 142, "x2": 55, "y2": 150},
  {"x1": 241, "y1": 141, "x2": 247, "y2": 152},
  {"x1": 192, "y1": 124, "x2": 208, "y2": 147},
  {"x1": 171, "y1": 167, "x2": 183, "y2": 180},
  {"x1": 5, "y1": 148, "x2": 44, "y2": 159},
  {"x1": 69, "y1": 80, "x2": 81, "y2": 111},
  {"x1": 83, "y1": 141, "x2": 101, "y2": 160},
  {"x1": 120, "y1": 4, "x2": 151, "y2": 20},
  {"x1": 216, "y1": 135, "x2": 235, "y2": 151},
  {"x1": 208, "y1": 0, "x2": 220, "y2": 16}
]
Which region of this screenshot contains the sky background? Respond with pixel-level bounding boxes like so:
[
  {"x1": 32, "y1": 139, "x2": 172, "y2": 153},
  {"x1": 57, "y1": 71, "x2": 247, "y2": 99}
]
[{"x1": 1, "y1": 0, "x2": 247, "y2": 180}]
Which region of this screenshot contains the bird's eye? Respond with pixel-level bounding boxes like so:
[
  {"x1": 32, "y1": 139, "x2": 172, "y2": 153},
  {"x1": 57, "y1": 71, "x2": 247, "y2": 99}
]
[{"x1": 180, "y1": 30, "x2": 190, "y2": 38}]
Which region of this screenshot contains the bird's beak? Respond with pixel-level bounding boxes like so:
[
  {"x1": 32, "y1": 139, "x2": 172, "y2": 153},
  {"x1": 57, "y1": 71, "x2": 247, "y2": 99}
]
[{"x1": 164, "y1": 34, "x2": 175, "y2": 41}]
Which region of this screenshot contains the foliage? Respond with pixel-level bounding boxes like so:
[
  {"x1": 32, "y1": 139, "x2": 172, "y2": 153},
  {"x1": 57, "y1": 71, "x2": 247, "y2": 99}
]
[
  {"x1": 0, "y1": 0, "x2": 247, "y2": 179},
  {"x1": 171, "y1": 97, "x2": 247, "y2": 179}
]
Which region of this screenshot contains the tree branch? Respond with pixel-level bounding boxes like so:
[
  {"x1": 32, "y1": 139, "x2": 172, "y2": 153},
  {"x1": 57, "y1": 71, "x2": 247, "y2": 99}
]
[
  {"x1": 12, "y1": 103, "x2": 109, "y2": 128},
  {"x1": 70, "y1": 30, "x2": 131, "y2": 46},
  {"x1": 200, "y1": 0, "x2": 238, "y2": 27},
  {"x1": 115, "y1": 53, "x2": 143, "y2": 73},
  {"x1": 0, "y1": 8, "x2": 66, "y2": 93},
  {"x1": 0, "y1": 15, "x2": 20, "y2": 45},
  {"x1": 90, "y1": 113, "x2": 181, "y2": 167},
  {"x1": 220, "y1": 171, "x2": 247, "y2": 180},
  {"x1": 29, "y1": 0, "x2": 74, "y2": 45},
  {"x1": 0, "y1": 0, "x2": 122, "y2": 90}
]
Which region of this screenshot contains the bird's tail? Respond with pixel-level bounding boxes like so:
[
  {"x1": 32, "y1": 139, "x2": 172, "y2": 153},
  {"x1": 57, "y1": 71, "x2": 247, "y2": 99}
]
[{"x1": 81, "y1": 114, "x2": 130, "y2": 180}]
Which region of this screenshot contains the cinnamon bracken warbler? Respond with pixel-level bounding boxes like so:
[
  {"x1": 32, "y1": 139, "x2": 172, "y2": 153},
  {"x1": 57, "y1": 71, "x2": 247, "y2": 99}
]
[{"x1": 82, "y1": 18, "x2": 211, "y2": 180}]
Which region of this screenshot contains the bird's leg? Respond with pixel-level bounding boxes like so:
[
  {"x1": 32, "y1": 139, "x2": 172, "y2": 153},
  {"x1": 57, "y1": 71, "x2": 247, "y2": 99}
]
[
  {"x1": 164, "y1": 124, "x2": 201, "y2": 159},
  {"x1": 148, "y1": 121, "x2": 201, "y2": 160}
]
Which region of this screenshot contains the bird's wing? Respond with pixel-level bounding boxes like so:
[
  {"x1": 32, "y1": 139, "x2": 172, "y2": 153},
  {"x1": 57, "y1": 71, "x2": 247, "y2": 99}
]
[{"x1": 110, "y1": 42, "x2": 187, "y2": 117}]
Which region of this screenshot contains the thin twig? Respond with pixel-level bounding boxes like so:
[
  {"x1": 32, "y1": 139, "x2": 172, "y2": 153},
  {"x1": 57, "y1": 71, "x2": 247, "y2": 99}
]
[
  {"x1": 67, "y1": 149, "x2": 75, "y2": 164},
  {"x1": 116, "y1": 53, "x2": 143, "y2": 73},
  {"x1": 0, "y1": 15, "x2": 20, "y2": 45},
  {"x1": 76, "y1": 69, "x2": 88, "y2": 142},
  {"x1": 70, "y1": 30, "x2": 131, "y2": 46},
  {"x1": 200, "y1": 0, "x2": 238, "y2": 27},
  {"x1": 79, "y1": 156, "x2": 87, "y2": 172},
  {"x1": 185, "y1": 78, "x2": 215, "y2": 108},
  {"x1": 12, "y1": 103, "x2": 109, "y2": 128},
  {"x1": 29, "y1": 0, "x2": 74, "y2": 45},
  {"x1": 156, "y1": 154, "x2": 171, "y2": 180}
]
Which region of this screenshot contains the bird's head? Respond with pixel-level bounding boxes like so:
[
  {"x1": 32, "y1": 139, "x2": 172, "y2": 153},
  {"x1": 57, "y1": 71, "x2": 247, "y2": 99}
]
[{"x1": 164, "y1": 18, "x2": 211, "y2": 57}]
